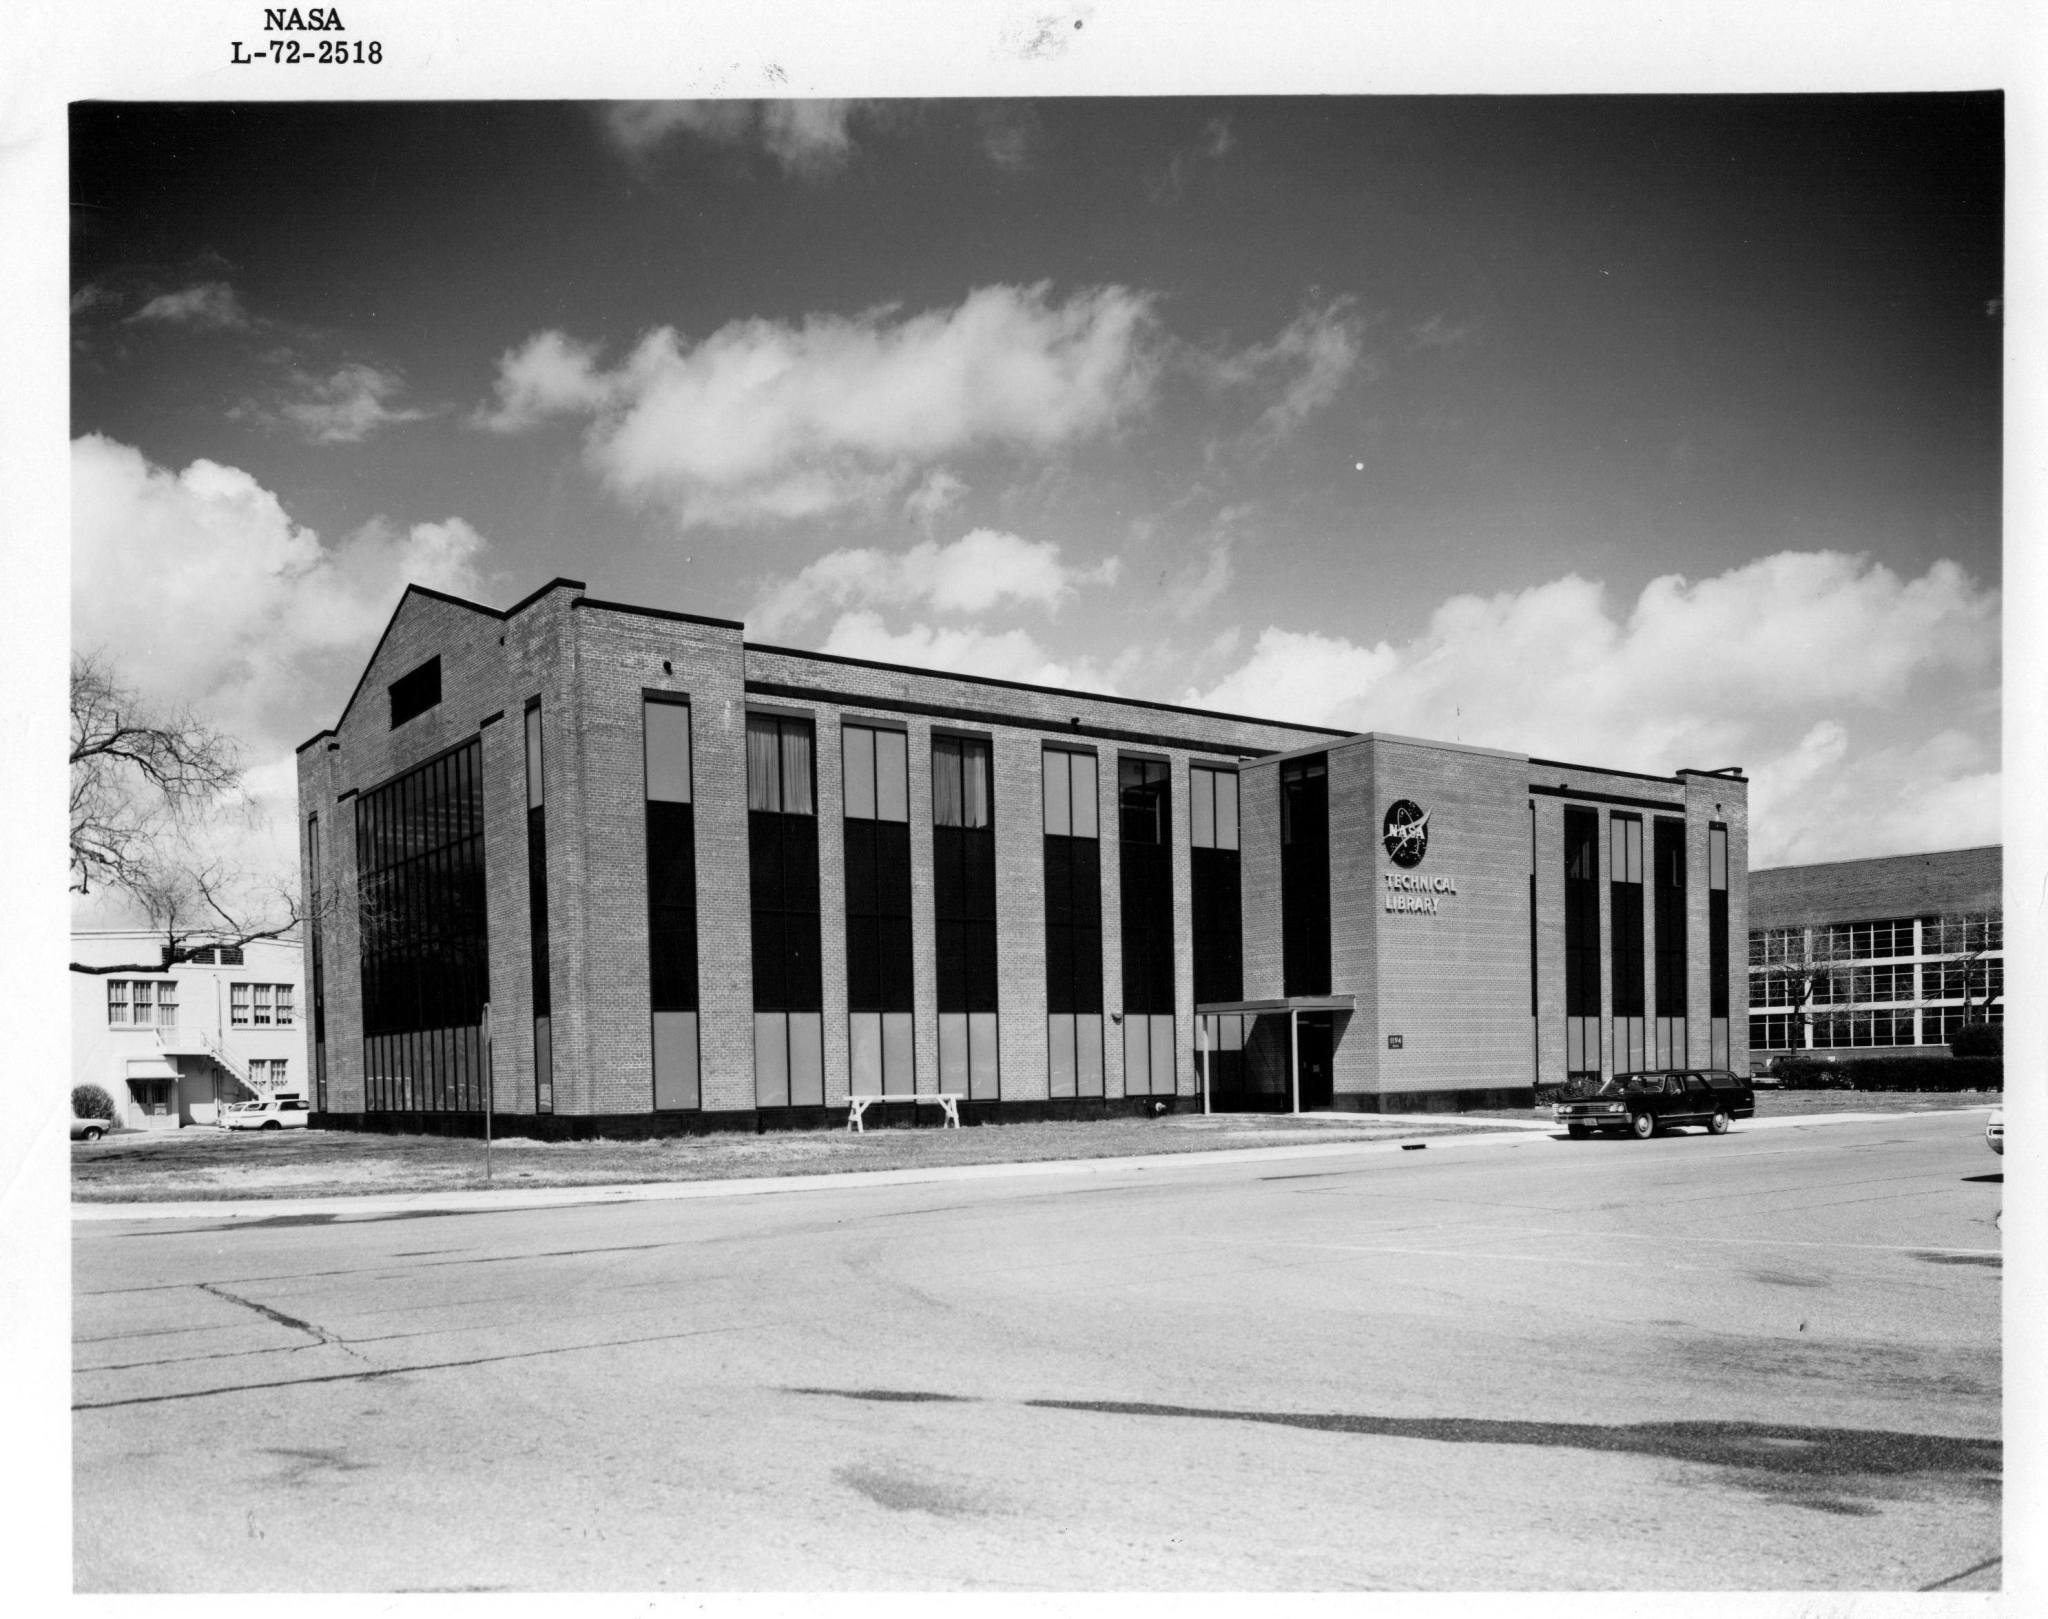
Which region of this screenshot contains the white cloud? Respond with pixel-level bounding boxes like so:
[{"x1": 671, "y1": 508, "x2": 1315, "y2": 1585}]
[
  {"x1": 1147, "y1": 116, "x2": 1235, "y2": 205},
  {"x1": 127, "y1": 281, "x2": 251, "y2": 330},
  {"x1": 71, "y1": 434, "x2": 491, "y2": 758},
  {"x1": 604, "y1": 100, "x2": 865, "y2": 177},
  {"x1": 264, "y1": 362, "x2": 434, "y2": 444},
  {"x1": 752, "y1": 528, "x2": 1119, "y2": 639},
  {"x1": 814, "y1": 611, "x2": 1121, "y2": 694},
  {"x1": 905, "y1": 468, "x2": 968, "y2": 526},
  {"x1": 479, "y1": 283, "x2": 1160, "y2": 527},
  {"x1": 1212, "y1": 299, "x2": 1367, "y2": 441},
  {"x1": 1191, "y1": 551, "x2": 1999, "y2": 864},
  {"x1": 1166, "y1": 537, "x2": 1236, "y2": 621}
]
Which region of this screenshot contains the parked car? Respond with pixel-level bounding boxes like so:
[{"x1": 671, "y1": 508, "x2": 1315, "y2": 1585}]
[
  {"x1": 70, "y1": 1114, "x2": 109, "y2": 1143},
  {"x1": 225, "y1": 1095, "x2": 311, "y2": 1131},
  {"x1": 1986, "y1": 1109, "x2": 2003, "y2": 1156},
  {"x1": 1554, "y1": 1069, "x2": 1756, "y2": 1140}
]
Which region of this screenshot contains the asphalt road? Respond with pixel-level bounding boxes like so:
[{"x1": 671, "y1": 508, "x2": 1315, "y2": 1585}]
[{"x1": 72, "y1": 1111, "x2": 2003, "y2": 1592}]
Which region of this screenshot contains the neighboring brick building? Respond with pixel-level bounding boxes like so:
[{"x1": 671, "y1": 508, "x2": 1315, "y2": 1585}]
[
  {"x1": 296, "y1": 578, "x2": 1750, "y2": 1130},
  {"x1": 1747, "y1": 845, "x2": 2003, "y2": 1062}
]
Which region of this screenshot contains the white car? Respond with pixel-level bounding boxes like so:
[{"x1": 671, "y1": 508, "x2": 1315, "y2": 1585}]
[
  {"x1": 1986, "y1": 1109, "x2": 2003, "y2": 1156},
  {"x1": 225, "y1": 1096, "x2": 311, "y2": 1131}
]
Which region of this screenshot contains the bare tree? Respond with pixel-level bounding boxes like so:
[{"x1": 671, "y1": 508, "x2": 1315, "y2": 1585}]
[
  {"x1": 1751, "y1": 911, "x2": 2002, "y2": 1053},
  {"x1": 69, "y1": 652, "x2": 300, "y2": 974}
]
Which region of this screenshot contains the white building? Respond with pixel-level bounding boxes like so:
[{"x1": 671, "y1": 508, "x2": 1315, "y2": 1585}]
[{"x1": 72, "y1": 931, "x2": 305, "y2": 1130}]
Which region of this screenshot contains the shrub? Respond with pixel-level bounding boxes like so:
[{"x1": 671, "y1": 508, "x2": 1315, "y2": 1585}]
[
  {"x1": 1949, "y1": 1021, "x2": 2004, "y2": 1058},
  {"x1": 1771, "y1": 1059, "x2": 1855, "y2": 1090},
  {"x1": 71, "y1": 1083, "x2": 117, "y2": 1121}
]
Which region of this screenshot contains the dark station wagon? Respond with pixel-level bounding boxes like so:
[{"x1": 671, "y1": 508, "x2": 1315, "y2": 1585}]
[{"x1": 1553, "y1": 1069, "x2": 1755, "y2": 1140}]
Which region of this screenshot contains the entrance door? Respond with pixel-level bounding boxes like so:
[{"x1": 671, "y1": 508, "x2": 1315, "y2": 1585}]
[{"x1": 1296, "y1": 1013, "x2": 1334, "y2": 1111}]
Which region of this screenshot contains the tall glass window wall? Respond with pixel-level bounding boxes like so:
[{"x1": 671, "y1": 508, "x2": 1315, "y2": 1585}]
[
  {"x1": 1280, "y1": 755, "x2": 1330, "y2": 997},
  {"x1": 1609, "y1": 813, "x2": 1645, "y2": 1071},
  {"x1": 307, "y1": 814, "x2": 327, "y2": 1111},
  {"x1": 1563, "y1": 806, "x2": 1600, "y2": 1081},
  {"x1": 1043, "y1": 746, "x2": 1103, "y2": 1097},
  {"x1": 1653, "y1": 818, "x2": 1687, "y2": 1066},
  {"x1": 1191, "y1": 764, "x2": 1246, "y2": 1103},
  {"x1": 356, "y1": 739, "x2": 489, "y2": 1112},
  {"x1": 748, "y1": 714, "x2": 823, "y2": 1106},
  {"x1": 1118, "y1": 756, "x2": 1176, "y2": 1097},
  {"x1": 645, "y1": 694, "x2": 699, "y2": 1109},
  {"x1": 932, "y1": 735, "x2": 999, "y2": 1099},
  {"x1": 526, "y1": 701, "x2": 553, "y2": 1111},
  {"x1": 843, "y1": 722, "x2": 914, "y2": 1096},
  {"x1": 1708, "y1": 822, "x2": 1729, "y2": 1067}
]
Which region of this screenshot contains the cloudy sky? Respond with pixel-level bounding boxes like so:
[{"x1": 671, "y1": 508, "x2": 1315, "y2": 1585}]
[{"x1": 69, "y1": 93, "x2": 2002, "y2": 884}]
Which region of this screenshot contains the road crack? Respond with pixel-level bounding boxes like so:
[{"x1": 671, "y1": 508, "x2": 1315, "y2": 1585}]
[{"x1": 198, "y1": 1282, "x2": 366, "y2": 1362}]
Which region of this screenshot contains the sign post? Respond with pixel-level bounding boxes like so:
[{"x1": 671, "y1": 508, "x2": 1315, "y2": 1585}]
[{"x1": 481, "y1": 1002, "x2": 494, "y2": 1186}]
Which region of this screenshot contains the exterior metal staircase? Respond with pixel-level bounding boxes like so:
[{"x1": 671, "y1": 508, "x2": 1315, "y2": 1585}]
[{"x1": 155, "y1": 1023, "x2": 270, "y2": 1100}]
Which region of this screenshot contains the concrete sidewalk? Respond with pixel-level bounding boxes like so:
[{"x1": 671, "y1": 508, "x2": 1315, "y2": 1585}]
[{"x1": 70, "y1": 1106, "x2": 1987, "y2": 1225}]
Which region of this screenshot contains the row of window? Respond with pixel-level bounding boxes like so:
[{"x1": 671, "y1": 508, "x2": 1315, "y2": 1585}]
[
  {"x1": 1751, "y1": 1004, "x2": 2004, "y2": 1051},
  {"x1": 1749, "y1": 916, "x2": 2002, "y2": 965},
  {"x1": 1749, "y1": 960, "x2": 2003, "y2": 1007},
  {"x1": 106, "y1": 979, "x2": 299, "y2": 1027}
]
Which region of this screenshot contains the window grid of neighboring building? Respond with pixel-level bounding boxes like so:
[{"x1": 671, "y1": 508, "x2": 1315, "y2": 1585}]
[
  {"x1": 106, "y1": 979, "x2": 178, "y2": 1027},
  {"x1": 228, "y1": 983, "x2": 296, "y2": 1027},
  {"x1": 1746, "y1": 911, "x2": 2004, "y2": 1053},
  {"x1": 843, "y1": 722, "x2": 915, "y2": 1098},
  {"x1": 932, "y1": 734, "x2": 999, "y2": 1100},
  {"x1": 645, "y1": 693, "x2": 700, "y2": 1111},
  {"x1": 748, "y1": 713, "x2": 823, "y2": 1107},
  {"x1": 1043, "y1": 745, "x2": 1104, "y2": 1098}
]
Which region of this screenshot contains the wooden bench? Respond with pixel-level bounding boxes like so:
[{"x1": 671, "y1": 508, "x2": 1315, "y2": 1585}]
[{"x1": 846, "y1": 1092, "x2": 964, "y2": 1132}]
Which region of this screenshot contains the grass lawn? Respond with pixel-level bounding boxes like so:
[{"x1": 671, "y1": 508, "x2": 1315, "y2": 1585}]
[
  {"x1": 71, "y1": 1111, "x2": 1518, "y2": 1204},
  {"x1": 71, "y1": 1090, "x2": 1999, "y2": 1205}
]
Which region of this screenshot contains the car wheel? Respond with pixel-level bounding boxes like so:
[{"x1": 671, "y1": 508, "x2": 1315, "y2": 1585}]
[
  {"x1": 1708, "y1": 1110, "x2": 1731, "y2": 1135},
  {"x1": 81, "y1": 1126, "x2": 104, "y2": 1143},
  {"x1": 261, "y1": 1120, "x2": 282, "y2": 1131},
  {"x1": 1567, "y1": 1122, "x2": 1591, "y2": 1138},
  {"x1": 1628, "y1": 1111, "x2": 1656, "y2": 1140}
]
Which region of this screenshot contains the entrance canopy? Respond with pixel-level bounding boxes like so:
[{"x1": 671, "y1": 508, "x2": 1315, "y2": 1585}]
[{"x1": 1194, "y1": 995, "x2": 1355, "y2": 1114}]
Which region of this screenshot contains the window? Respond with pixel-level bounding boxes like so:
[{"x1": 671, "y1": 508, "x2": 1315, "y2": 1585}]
[
  {"x1": 525, "y1": 700, "x2": 553, "y2": 1112},
  {"x1": 186, "y1": 945, "x2": 245, "y2": 966},
  {"x1": 1044, "y1": 746, "x2": 1103, "y2": 1098},
  {"x1": 1708, "y1": 823, "x2": 1729, "y2": 1067},
  {"x1": 645, "y1": 695, "x2": 699, "y2": 1111},
  {"x1": 1653, "y1": 819, "x2": 1686, "y2": 1065},
  {"x1": 1750, "y1": 1013, "x2": 1797, "y2": 1051},
  {"x1": 1120, "y1": 757, "x2": 1176, "y2": 1098},
  {"x1": 109, "y1": 979, "x2": 179, "y2": 1027},
  {"x1": 309, "y1": 813, "x2": 327, "y2": 1112},
  {"x1": 275, "y1": 985, "x2": 294, "y2": 1027},
  {"x1": 1280, "y1": 755, "x2": 1331, "y2": 997},
  {"x1": 355, "y1": 739, "x2": 489, "y2": 1114},
  {"x1": 749, "y1": 714, "x2": 822, "y2": 1106},
  {"x1": 388, "y1": 656, "x2": 442, "y2": 729},
  {"x1": 1191, "y1": 764, "x2": 1243, "y2": 1013},
  {"x1": 933, "y1": 736, "x2": 998, "y2": 1099},
  {"x1": 253, "y1": 984, "x2": 274, "y2": 1027},
  {"x1": 1610, "y1": 814, "x2": 1645, "y2": 1072},
  {"x1": 1926, "y1": 914, "x2": 2001, "y2": 956},
  {"x1": 1563, "y1": 807, "x2": 1600, "y2": 1079},
  {"x1": 230, "y1": 983, "x2": 250, "y2": 1025},
  {"x1": 844, "y1": 724, "x2": 914, "y2": 1096},
  {"x1": 229, "y1": 983, "x2": 295, "y2": 1026}
]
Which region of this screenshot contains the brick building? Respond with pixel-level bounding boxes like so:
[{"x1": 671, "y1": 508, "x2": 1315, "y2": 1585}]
[
  {"x1": 1747, "y1": 845, "x2": 2003, "y2": 1061},
  {"x1": 296, "y1": 578, "x2": 1750, "y2": 1131}
]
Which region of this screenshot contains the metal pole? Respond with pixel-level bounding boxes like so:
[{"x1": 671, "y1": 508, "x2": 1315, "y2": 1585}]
[
  {"x1": 1290, "y1": 1009, "x2": 1300, "y2": 1116},
  {"x1": 481, "y1": 1002, "x2": 493, "y2": 1186}
]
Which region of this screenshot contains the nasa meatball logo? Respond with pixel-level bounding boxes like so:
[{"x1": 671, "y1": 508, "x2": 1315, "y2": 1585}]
[{"x1": 1382, "y1": 800, "x2": 1430, "y2": 867}]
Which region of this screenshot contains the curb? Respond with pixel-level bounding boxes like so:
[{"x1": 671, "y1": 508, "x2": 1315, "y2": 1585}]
[{"x1": 69, "y1": 1106, "x2": 1988, "y2": 1225}]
